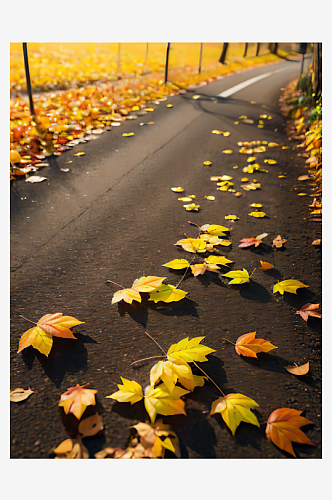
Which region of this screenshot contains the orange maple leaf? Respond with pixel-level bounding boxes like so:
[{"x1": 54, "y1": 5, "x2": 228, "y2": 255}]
[
  {"x1": 235, "y1": 332, "x2": 277, "y2": 358},
  {"x1": 58, "y1": 383, "x2": 97, "y2": 420},
  {"x1": 266, "y1": 408, "x2": 315, "y2": 457},
  {"x1": 295, "y1": 303, "x2": 322, "y2": 321}
]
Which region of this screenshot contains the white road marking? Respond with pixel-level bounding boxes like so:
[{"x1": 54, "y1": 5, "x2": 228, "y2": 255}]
[{"x1": 217, "y1": 67, "x2": 287, "y2": 97}]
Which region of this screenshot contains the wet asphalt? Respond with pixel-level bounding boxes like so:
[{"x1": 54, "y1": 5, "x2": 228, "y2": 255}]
[{"x1": 10, "y1": 56, "x2": 321, "y2": 458}]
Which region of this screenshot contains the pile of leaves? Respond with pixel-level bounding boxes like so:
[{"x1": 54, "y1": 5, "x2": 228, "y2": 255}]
[{"x1": 10, "y1": 43, "x2": 283, "y2": 181}]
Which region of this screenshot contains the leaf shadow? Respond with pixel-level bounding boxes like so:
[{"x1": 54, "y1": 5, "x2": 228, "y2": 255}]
[
  {"x1": 262, "y1": 268, "x2": 282, "y2": 279},
  {"x1": 281, "y1": 288, "x2": 318, "y2": 310},
  {"x1": 111, "y1": 399, "x2": 149, "y2": 423},
  {"x1": 211, "y1": 412, "x2": 264, "y2": 452},
  {"x1": 196, "y1": 271, "x2": 230, "y2": 289},
  {"x1": 238, "y1": 280, "x2": 271, "y2": 303},
  {"x1": 21, "y1": 337, "x2": 89, "y2": 387},
  {"x1": 117, "y1": 296, "x2": 199, "y2": 326}
]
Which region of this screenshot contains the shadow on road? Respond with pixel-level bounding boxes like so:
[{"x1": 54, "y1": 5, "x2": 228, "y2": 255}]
[
  {"x1": 21, "y1": 334, "x2": 97, "y2": 387},
  {"x1": 117, "y1": 297, "x2": 199, "y2": 327}
]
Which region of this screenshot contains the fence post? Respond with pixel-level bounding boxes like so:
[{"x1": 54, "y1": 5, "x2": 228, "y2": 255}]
[
  {"x1": 164, "y1": 43, "x2": 170, "y2": 84},
  {"x1": 22, "y1": 43, "x2": 35, "y2": 117},
  {"x1": 199, "y1": 43, "x2": 203, "y2": 74}
]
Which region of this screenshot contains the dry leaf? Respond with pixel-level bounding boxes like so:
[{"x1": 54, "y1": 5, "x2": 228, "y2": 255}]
[
  {"x1": 203, "y1": 161, "x2": 212, "y2": 166},
  {"x1": 25, "y1": 176, "x2": 47, "y2": 183},
  {"x1": 210, "y1": 393, "x2": 259, "y2": 435},
  {"x1": 266, "y1": 408, "x2": 315, "y2": 457},
  {"x1": 298, "y1": 175, "x2": 310, "y2": 181},
  {"x1": 77, "y1": 412, "x2": 103, "y2": 437},
  {"x1": 295, "y1": 303, "x2": 321, "y2": 321},
  {"x1": 171, "y1": 187, "x2": 184, "y2": 192},
  {"x1": 285, "y1": 362, "x2": 310, "y2": 376},
  {"x1": 235, "y1": 332, "x2": 277, "y2": 358},
  {"x1": 273, "y1": 280, "x2": 309, "y2": 295},
  {"x1": 54, "y1": 438, "x2": 89, "y2": 459},
  {"x1": 239, "y1": 233, "x2": 268, "y2": 248},
  {"x1": 223, "y1": 150, "x2": 233, "y2": 154},
  {"x1": 222, "y1": 269, "x2": 250, "y2": 285},
  {"x1": 259, "y1": 260, "x2": 274, "y2": 270},
  {"x1": 248, "y1": 211, "x2": 266, "y2": 218},
  {"x1": 58, "y1": 383, "x2": 97, "y2": 420},
  {"x1": 10, "y1": 387, "x2": 34, "y2": 402},
  {"x1": 273, "y1": 235, "x2": 287, "y2": 248},
  {"x1": 312, "y1": 239, "x2": 321, "y2": 246},
  {"x1": 148, "y1": 284, "x2": 188, "y2": 303}
]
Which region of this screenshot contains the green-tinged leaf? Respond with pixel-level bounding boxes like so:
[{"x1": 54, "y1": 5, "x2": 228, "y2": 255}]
[
  {"x1": 223, "y1": 269, "x2": 250, "y2": 284},
  {"x1": 148, "y1": 284, "x2": 187, "y2": 303}
]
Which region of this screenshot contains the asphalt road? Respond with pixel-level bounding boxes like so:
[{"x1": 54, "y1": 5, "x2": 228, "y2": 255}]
[{"x1": 10, "y1": 55, "x2": 322, "y2": 458}]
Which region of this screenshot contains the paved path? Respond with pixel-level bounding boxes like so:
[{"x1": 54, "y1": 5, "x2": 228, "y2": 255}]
[{"x1": 11, "y1": 55, "x2": 321, "y2": 458}]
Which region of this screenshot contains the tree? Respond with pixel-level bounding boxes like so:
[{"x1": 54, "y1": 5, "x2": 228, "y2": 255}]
[{"x1": 312, "y1": 43, "x2": 322, "y2": 96}]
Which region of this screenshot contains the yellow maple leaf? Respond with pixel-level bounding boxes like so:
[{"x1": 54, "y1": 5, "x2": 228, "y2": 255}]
[
  {"x1": 183, "y1": 203, "x2": 200, "y2": 211},
  {"x1": 273, "y1": 280, "x2": 309, "y2": 295},
  {"x1": 175, "y1": 237, "x2": 207, "y2": 253},
  {"x1": 111, "y1": 288, "x2": 141, "y2": 305},
  {"x1": 106, "y1": 377, "x2": 143, "y2": 405},
  {"x1": 205, "y1": 255, "x2": 233, "y2": 267},
  {"x1": 210, "y1": 393, "x2": 260, "y2": 435},
  {"x1": 162, "y1": 259, "x2": 190, "y2": 270},
  {"x1": 149, "y1": 359, "x2": 203, "y2": 393},
  {"x1": 148, "y1": 284, "x2": 187, "y2": 303},
  {"x1": 167, "y1": 337, "x2": 215, "y2": 363},
  {"x1": 144, "y1": 383, "x2": 189, "y2": 424},
  {"x1": 131, "y1": 276, "x2": 166, "y2": 293},
  {"x1": 248, "y1": 211, "x2": 267, "y2": 218},
  {"x1": 200, "y1": 224, "x2": 229, "y2": 236},
  {"x1": 17, "y1": 313, "x2": 84, "y2": 356},
  {"x1": 223, "y1": 269, "x2": 250, "y2": 284}
]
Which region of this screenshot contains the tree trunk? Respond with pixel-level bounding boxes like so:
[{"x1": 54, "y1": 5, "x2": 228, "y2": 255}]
[
  {"x1": 243, "y1": 43, "x2": 248, "y2": 58},
  {"x1": 256, "y1": 43, "x2": 260, "y2": 57},
  {"x1": 219, "y1": 43, "x2": 229, "y2": 64},
  {"x1": 312, "y1": 42, "x2": 322, "y2": 96}
]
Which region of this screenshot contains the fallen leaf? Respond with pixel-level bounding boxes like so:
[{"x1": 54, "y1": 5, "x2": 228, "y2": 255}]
[
  {"x1": 131, "y1": 276, "x2": 167, "y2": 293},
  {"x1": 312, "y1": 239, "x2": 321, "y2": 246},
  {"x1": 223, "y1": 150, "x2": 233, "y2": 154},
  {"x1": 241, "y1": 177, "x2": 249, "y2": 182},
  {"x1": 162, "y1": 259, "x2": 190, "y2": 270},
  {"x1": 59, "y1": 383, "x2": 98, "y2": 420},
  {"x1": 241, "y1": 182, "x2": 261, "y2": 190},
  {"x1": 272, "y1": 235, "x2": 287, "y2": 248},
  {"x1": 144, "y1": 383, "x2": 189, "y2": 424},
  {"x1": 18, "y1": 313, "x2": 84, "y2": 356},
  {"x1": 148, "y1": 284, "x2": 188, "y2": 303},
  {"x1": 204, "y1": 196, "x2": 215, "y2": 201},
  {"x1": 266, "y1": 408, "x2": 315, "y2": 457},
  {"x1": 298, "y1": 193, "x2": 307, "y2": 196},
  {"x1": 74, "y1": 152, "x2": 85, "y2": 156},
  {"x1": 205, "y1": 255, "x2": 233, "y2": 267},
  {"x1": 77, "y1": 412, "x2": 103, "y2": 437},
  {"x1": 248, "y1": 211, "x2": 267, "y2": 218},
  {"x1": 273, "y1": 280, "x2": 309, "y2": 295},
  {"x1": 204, "y1": 161, "x2": 212, "y2": 166},
  {"x1": 298, "y1": 175, "x2": 310, "y2": 181},
  {"x1": 150, "y1": 359, "x2": 204, "y2": 393},
  {"x1": 225, "y1": 215, "x2": 239, "y2": 220},
  {"x1": 167, "y1": 336, "x2": 215, "y2": 364},
  {"x1": 239, "y1": 233, "x2": 268, "y2": 248},
  {"x1": 25, "y1": 176, "x2": 47, "y2": 183},
  {"x1": 190, "y1": 262, "x2": 220, "y2": 276},
  {"x1": 144, "y1": 108, "x2": 154, "y2": 112},
  {"x1": 235, "y1": 332, "x2": 277, "y2": 358},
  {"x1": 10, "y1": 387, "x2": 34, "y2": 402},
  {"x1": 183, "y1": 203, "x2": 200, "y2": 211},
  {"x1": 60, "y1": 168, "x2": 70, "y2": 172},
  {"x1": 259, "y1": 260, "x2": 274, "y2": 270},
  {"x1": 250, "y1": 203, "x2": 263, "y2": 208},
  {"x1": 178, "y1": 196, "x2": 195, "y2": 202},
  {"x1": 222, "y1": 269, "x2": 250, "y2": 285},
  {"x1": 200, "y1": 223, "x2": 229, "y2": 236},
  {"x1": 212, "y1": 130, "x2": 223, "y2": 134},
  {"x1": 171, "y1": 187, "x2": 184, "y2": 192},
  {"x1": 122, "y1": 132, "x2": 134, "y2": 137},
  {"x1": 295, "y1": 303, "x2": 321, "y2": 321},
  {"x1": 166, "y1": 104, "x2": 173, "y2": 108},
  {"x1": 112, "y1": 288, "x2": 142, "y2": 305},
  {"x1": 54, "y1": 438, "x2": 89, "y2": 459},
  {"x1": 210, "y1": 393, "x2": 259, "y2": 435},
  {"x1": 106, "y1": 377, "x2": 143, "y2": 405},
  {"x1": 264, "y1": 159, "x2": 277, "y2": 164},
  {"x1": 175, "y1": 237, "x2": 207, "y2": 253},
  {"x1": 285, "y1": 362, "x2": 310, "y2": 376}
]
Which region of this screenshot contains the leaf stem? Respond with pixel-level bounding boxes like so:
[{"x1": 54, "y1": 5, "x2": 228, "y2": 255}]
[
  {"x1": 192, "y1": 361, "x2": 225, "y2": 396},
  {"x1": 106, "y1": 280, "x2": 124, "y2": 289},
  {"x1": 221, "y1": 338, "x2": 236, "y2": 346},
  {"x1": 131, "y1": 355, "x2": 166, "y2": 366},
  {"x1": 19, "y1": 315, "x2": 37, "y2": 325},
  {"x1": 145, "y1": 331, "x2": 167, "y2": 355},
  {"x1": 175, "y1": 256, "x2": 196, "y2": 289},
  {"x1": 249, "y1": 268, "x2": 256, "y2": 278}
]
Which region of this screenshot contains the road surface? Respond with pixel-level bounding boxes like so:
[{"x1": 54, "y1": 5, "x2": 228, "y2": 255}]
[{"x1": 10, "y1": 55, "x2": 321, "y2": 458}]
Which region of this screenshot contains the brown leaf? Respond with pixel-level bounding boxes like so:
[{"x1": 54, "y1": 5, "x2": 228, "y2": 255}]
[
  {"x1": 259, "y1": 260, "x2": 274, "y2": 270},
  {"x1": 54, "y1": 438, "x2": 89, "y2": 459},
  {"x1": 77, "y1": 413, "x2": 103, "y2": 438},
  {"x1": 10, "y1": 387, "x2": 34, "y2": 402},
  {"x1": 297, "y1": 175, "x2": 310, "y2": 181},
  {"x1": 295, "y1": 303, "x2": 322, "y2": 321},
  {"x1": 273, "y1": 235, "x2": 287, "y2": 248},
  {"x1": 285, "y1": 362, "x2": 310, "y2": 376},
  {"x1": 58, "y1": 383, "x2": 97, "y2": 420}
]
